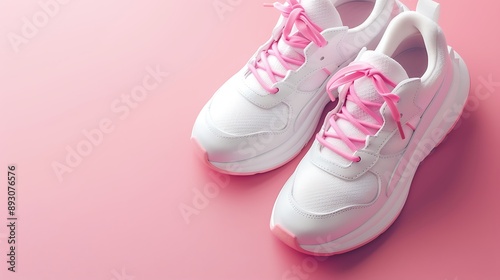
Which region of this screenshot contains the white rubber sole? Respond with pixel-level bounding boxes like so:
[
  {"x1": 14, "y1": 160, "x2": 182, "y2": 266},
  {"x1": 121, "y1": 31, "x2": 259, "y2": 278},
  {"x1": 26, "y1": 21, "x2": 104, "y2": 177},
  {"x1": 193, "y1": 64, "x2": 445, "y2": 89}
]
[{"x1": 284, "y1": 47, "x2": 470, "y2": 255}]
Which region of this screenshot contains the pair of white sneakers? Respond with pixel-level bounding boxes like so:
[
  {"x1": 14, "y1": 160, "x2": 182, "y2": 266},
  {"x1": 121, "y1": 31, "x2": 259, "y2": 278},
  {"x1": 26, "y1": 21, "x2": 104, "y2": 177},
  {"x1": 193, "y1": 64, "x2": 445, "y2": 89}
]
[{"x1": 192, "y1": 0, "x2": 470, "y2": 255}]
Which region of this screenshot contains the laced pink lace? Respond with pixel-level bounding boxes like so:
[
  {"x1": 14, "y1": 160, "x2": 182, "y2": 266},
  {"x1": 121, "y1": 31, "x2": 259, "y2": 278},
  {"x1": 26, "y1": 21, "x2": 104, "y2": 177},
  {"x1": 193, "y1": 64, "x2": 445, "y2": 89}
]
[
  {"x1": 317, "y1": 63, "x2": 405, "y2": 162},
  {"x1": 248, "y1": 0, "x2": 327, "y2": 94}
]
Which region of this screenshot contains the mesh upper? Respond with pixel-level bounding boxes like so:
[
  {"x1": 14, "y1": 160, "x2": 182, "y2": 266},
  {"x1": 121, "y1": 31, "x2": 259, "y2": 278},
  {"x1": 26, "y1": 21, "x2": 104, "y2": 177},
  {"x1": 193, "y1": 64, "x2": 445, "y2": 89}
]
[
  {"x1": 292, "y1": 160, "x2": 378, "y2": 213},
  {"x1": 246, "y1": 0, "x2": 343, "y2": 94},
  {"x1": 209, "y1": 83, "x2": 288, "y2": 135}
]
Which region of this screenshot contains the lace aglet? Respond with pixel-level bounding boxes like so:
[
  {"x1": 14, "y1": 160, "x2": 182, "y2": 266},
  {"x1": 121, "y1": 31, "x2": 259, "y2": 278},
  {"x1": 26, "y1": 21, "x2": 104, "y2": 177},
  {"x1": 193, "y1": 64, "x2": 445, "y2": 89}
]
[
  {"x1": 397, "y1": 121, "x2": 405, "y2": 140},
  {"x1": 263, "y1": 3, "x2": 275, "y2": 7}
]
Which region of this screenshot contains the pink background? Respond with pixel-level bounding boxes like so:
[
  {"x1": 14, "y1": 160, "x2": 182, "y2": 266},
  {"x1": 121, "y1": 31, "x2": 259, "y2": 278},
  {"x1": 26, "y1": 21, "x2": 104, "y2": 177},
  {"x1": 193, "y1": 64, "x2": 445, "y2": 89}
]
[{"x1": 0, "y1": 0, "x2": 499, "y2": 279}]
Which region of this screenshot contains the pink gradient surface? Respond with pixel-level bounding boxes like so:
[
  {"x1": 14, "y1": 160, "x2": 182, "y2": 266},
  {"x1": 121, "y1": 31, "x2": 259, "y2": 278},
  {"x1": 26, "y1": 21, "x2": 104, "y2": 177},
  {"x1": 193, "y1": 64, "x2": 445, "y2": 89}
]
[{"x1": 0, "y1": 0, "x2": 499, "y2": 279}]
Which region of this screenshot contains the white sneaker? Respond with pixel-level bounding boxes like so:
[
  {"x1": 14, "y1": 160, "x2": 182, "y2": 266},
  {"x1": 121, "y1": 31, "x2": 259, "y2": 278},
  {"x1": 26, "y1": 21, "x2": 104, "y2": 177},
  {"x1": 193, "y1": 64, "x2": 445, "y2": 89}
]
[
  {"x1": 270, "y1": 0, "x2": 470, "y2": 255},
  {"x1": 192, "y1": 0, "x2": 407, "y2": 175}
]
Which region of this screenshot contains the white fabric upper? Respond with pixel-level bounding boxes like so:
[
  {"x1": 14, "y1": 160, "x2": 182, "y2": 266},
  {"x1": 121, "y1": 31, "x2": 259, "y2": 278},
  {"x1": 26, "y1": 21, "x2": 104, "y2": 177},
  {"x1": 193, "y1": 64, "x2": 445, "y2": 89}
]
[
  {"x1": 209, "y1": 80, "x2": 289, "y2": 136},
  {"x1": 292, "y1": 156, "x2": 378, "y2": 213}
]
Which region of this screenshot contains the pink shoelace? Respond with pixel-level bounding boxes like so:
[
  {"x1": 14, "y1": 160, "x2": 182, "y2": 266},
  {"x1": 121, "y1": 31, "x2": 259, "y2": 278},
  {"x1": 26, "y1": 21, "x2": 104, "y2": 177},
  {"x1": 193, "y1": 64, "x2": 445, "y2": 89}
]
[
  {"x1": 317, "y1": 63, "x2": 405, "y2": 162},
  {"x1": 248, "y1": 0, "x2": 327, "y2": 94}
]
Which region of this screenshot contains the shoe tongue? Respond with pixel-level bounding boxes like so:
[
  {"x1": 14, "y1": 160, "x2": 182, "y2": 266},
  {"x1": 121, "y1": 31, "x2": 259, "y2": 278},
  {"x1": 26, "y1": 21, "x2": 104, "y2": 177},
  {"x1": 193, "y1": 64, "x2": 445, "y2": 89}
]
[
  {"x1": 277, "y1": 0, "x2": 343, "y2": 59},
  {"x1": 346, "y1": 50, "x2": 409, "y2": 107},
  {"x1": 248, "y1": 0, "x2": 343, "y2": 95},
  {"x1": 322, "y1": 50, "x2": 409, "y2": 164},
  {"x1": 356, "y1": 50, "x2": 409, "y2": 87},
  {"x1": 300, "y1": 0, "x2": 343, "y2": 30}
]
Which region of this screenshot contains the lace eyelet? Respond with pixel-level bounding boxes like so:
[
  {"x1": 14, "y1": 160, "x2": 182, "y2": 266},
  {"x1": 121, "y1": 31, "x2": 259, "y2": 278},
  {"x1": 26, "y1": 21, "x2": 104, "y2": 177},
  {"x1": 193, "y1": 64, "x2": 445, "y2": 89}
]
[
  {"x1": 356, "y1": 156, "x2": 361, "y2": 162},
  {"x1": 320, "y1": 56, "x2": 325, "y2": 61}
]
